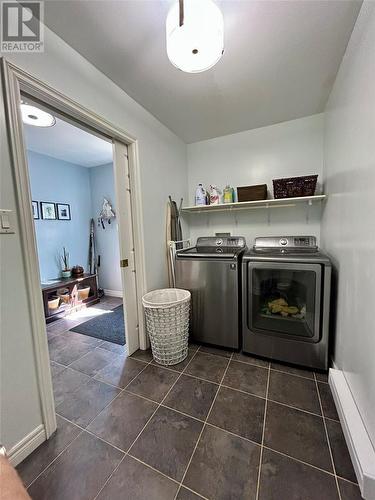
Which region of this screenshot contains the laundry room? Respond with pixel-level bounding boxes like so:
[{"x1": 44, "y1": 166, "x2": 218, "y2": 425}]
[{"x1": 2, "y1": 2, "x2": 374, "y2": 500}]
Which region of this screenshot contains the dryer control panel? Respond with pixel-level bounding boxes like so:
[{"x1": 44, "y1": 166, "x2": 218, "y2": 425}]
[{"x1": 254, "y1": 236, "x2": 317, "y2": 252}]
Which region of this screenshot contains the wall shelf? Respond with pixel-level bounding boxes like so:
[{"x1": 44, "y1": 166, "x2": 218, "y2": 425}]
[{"x1": 181, "y1": 195, "x2": 326, "y2": 214}]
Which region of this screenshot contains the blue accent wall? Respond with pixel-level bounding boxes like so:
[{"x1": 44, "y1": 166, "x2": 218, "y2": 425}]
[
  {"x1": 89, "y1": 163, "x2": 121, "y2": 292},
  {"x1": 28, "y1": 151, "x2": 121, "y2": 291},
  {"x1": 28, "y1": 150, "x2": 92, "y2": 281}
]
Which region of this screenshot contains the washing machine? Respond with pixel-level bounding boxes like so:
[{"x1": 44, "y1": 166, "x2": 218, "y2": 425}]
[
  {"x1": 242, "y1": 236, "x2": 331, "y2": 370},
  {"x1": 176, "y1": 236, "x2": 246, "y2": 349}
]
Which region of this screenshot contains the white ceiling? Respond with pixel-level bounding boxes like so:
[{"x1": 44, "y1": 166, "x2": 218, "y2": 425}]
[
  {"x1": 44, "y1": 0, "x2": 362, "y2": 143},
  {"x1": 24, "y1": 113, "x2": 113, "y2": 167}
]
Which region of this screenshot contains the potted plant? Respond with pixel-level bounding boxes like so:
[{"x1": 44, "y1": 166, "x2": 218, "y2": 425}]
[{"x1": 61, "y1": 247, "x2": 71, "y2": 278}]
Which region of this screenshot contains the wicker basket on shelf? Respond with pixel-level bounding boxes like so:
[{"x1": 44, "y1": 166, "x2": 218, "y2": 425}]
[{"x1": 272, "y1": 175, "x2": 318, "y2": 199}]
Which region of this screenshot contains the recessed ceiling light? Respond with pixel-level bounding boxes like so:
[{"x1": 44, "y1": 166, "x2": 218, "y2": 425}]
[
  {"x1": 21, "y1": 104, "x2": 56, "y2": 127},
  {"x1": 166, "y1": 0, "x2": 224, "y2": 73}
]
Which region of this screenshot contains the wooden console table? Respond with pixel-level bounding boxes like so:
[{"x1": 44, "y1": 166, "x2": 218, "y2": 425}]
[{"x1": 41, "y1": 273, "x2": 99, "y2": 323}]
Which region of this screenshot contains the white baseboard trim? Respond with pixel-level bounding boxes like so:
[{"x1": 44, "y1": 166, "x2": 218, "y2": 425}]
[
  {"x1": 8, "y1": 424, "x2": 46, "y2": 467},
  {"x1": 103, "y1": 289, "x2": 123, "y2": 298},
  {"x1": 329, "y1": 369, "x2": 375, "y2": 499}
]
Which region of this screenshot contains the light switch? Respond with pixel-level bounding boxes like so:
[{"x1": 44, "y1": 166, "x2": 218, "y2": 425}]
[
  {"x1": 1, "y1": 214, "x2": 10, "y2": 229},
  {"x1": 0, "y1": 209, "x2": 15, "y2": 234}
]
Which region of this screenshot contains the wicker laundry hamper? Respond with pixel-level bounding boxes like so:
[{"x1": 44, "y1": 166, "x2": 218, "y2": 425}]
[{"x1": 142, "y1": 288, "x2": 190, "y2": 366}]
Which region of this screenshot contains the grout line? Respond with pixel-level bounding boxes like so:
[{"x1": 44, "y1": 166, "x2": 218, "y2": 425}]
[
  {"x1": 126, "y1": 453, "x2": 181, "y2": 485},
  {"x1": 79, "y1": 355, "x2": 155, "y2": 430},
  {"x1": 56, "y1": 413, "x2": 127, "y2": 455},
  {"x1": 92, "y1": 347, "x2": 201, "y2": 500},
  {"x1": 153, "y1": 364, "x2": 327, "y2": 420},
  {"x1": 262, "y1": 445, "x2": 339, "y2": 478},
  {"x1": 25, "y1": 429, "x2": 85, "y2": 490},
  {"x1": 173, "y1": 352, "x2": 233, "y2": 499},
  {"x1": 255, "y1": 360, "x2": 270, "y2": 499},
  {"x1": 91, "y1": 455, "x2": 126, "y2": 500},
  {"x1": 314, "y1": 372, "x2": 342, "y2": 500},
  {"x1": 127, "y1": 347, "x2": 200, "y2": 455}
]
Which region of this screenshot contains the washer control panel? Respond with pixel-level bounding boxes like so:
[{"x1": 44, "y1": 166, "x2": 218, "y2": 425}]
[{"x1": 196, "y1": 236, "x2": 246, "y2": 249}]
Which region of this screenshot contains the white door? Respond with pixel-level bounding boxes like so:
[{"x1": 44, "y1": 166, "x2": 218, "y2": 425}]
[{"x1": 113, "y1": 141, "x2": 139, "y2": 355}]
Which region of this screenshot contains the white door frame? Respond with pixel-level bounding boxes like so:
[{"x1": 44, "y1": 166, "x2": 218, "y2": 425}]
[{"x1": 1, "y1": 58, "x2": 147, "y2": 441}]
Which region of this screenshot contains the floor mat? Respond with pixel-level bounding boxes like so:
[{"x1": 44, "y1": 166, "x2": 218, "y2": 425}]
[{"x1": 70, "y1": 305, "x2": 125, "y2": 345}]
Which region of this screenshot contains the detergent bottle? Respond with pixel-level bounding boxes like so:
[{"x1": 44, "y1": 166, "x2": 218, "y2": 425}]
[{"x1": 195, "y1": 184, "x2": 206, "y2": 205}]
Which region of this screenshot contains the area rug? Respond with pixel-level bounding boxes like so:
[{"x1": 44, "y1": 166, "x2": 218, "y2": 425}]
[{"x1": 70, "y1": 305, "x2": 125, "y2": 345}]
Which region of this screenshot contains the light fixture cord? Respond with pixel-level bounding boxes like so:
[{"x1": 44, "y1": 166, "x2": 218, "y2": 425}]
[{"x1": 179, "y1": 0, "x2": 184, "y2": 26}]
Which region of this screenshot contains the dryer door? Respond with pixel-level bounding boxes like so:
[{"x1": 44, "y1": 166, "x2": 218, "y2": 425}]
[{"x1": 248, "y1": 262, "x2": 322, "y2": 342}]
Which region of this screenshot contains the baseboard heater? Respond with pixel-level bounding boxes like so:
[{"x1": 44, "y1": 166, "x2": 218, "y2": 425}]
[{"x1": 329, "y1": 369, "x2": 375, "y2": 499}]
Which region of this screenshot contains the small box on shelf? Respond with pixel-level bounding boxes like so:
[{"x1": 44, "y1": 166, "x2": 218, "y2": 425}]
[{"x1": 237, "y1": 184, "x2": 267, "y2": 202}]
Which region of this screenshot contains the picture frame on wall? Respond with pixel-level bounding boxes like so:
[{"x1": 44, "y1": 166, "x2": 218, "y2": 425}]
[
  {"x1": 57, "y1": 203, "x2": 71, "y2": 221},
  {"x1": 32, "y1": 201, "x2": 39, "y2": 220},
  {"x1": 40, "y1": 202, "x2": 57, "y2": 220}
]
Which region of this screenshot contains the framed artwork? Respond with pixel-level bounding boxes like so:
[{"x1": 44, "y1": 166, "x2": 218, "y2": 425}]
[
  {"x1": 32, "y1": 201, "x2": 39, "y2": 220},
  {"x1": 40, "y1": 202, "x2": 56, "y2": 220},
  {"x1": 57, "y1": 203, "x2": 71, "y2": 221}
]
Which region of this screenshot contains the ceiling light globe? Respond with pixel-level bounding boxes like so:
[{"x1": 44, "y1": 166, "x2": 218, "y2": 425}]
[
  {"x1": 166, "y1": 0, "x2": 224, "y2": 73},
  {"x1": 21, "y1": 104, "x2": 56, "y2": 127}
]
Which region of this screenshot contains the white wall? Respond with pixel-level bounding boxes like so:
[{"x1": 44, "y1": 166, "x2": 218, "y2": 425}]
[
  {"x1": 322, "y1": 2, "x2": 375, "y2": 448},
  {"x1": 89, "y1": 163, "x2": 122, "y2": 293},
  {"x1": 186, "y1": 114, "x2": 324, "y2": 246},
  {"x1": 0, "y1": 82, "x2": 43, "y2": 453},
  {"x1": 0, "y1": 25, "x2": 187, "y2": 453}
]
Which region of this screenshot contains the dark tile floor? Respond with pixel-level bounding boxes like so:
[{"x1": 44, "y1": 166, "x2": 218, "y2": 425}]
[{"x1": 17, "y1": 298, "x2": 363, "y2": 499}]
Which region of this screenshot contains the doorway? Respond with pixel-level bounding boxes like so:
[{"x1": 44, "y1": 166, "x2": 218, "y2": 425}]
[
  {"x1": 2, "y1": 60, "x2": 147, "y2": 445},
  {"x1": 23, "y1": 96, "x2": 127, "y2": 343}
]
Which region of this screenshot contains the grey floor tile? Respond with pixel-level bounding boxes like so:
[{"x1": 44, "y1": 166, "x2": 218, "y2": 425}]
[
  {"x1": 56, "y1": 378, "x2": 121, "y2": 427},
  {"x1": 184, "y1": 425, "x2": 260, "y2": 500},
  {"x1": 176, "y1": 487, "x2": 202, "y2": 500},
  {"x1": 223, "y1": 360, "x2": 268, "y2": 397},
  {"x1": 47, "y1": 320, "x2": 76, "y2": 336},
  {"x1": 48, "y1": 333, "x2": 71, "y2": 352},
  {"x1": 264, "y1": 401, "x2": 333, "y2": 472},
  {"x1": 232, "y1": 351, "x2": 269, "y2": 368},
  {"x1": 95, "y1": 356, "x2": 147, "y2": 389},
  {"x1": 259, "y1": 448, "x2": 339, "y2": 500},
  {"x1": 28, "y1": 431, "x2": 123, "y2": 500},
  {"x1": 98, "y1": 340, "x2": 127, "y2": 355},
  {"x1": 326, "y1": 419, "x2": 357, "y2": 482},
  {"x1": 152, "y1": 348, "x2": 195, "y2": 372},
  {"x1": 315, "y1": 371, "x2": 329, "y2": 383},
  {"x1": 64, "y1": 331, "x2": 103, "y2": 347},
  {"x1": 50, "y1": 339, "x2": 96, "y2": 366},
  {"x1": 318, "y1": 382, "x2": 339, "y2": 420},
  {"x1": 164, "y1": 374, "x2": 218, "y2": 420},
  {"x1": 88, "y1": 391, "x2": 157, "y2": 451},
  {"x1": 271, "y1": 361, "x2": 315, "y2": 379},
  {"x1": 126, "y1": 364, "x2": 179, "y2": 402},
  {"x1": 199, "y1": 345, "x2": 232, "y2": 358},
  {"x1": 131, "y1": 406, "x2": 203, "y2": 481},
  {"x1": 268, "y1": 370, "x2": 321, "y2": 414},
  {"x1": 185, "y1": 352, "x2": 228, "y2": 383},
  {"x1": 68, "y1": 348, "x2": 116, "y2": 377},
  {"x1": 50, "y1": 361, "x2": 66, "y2": 378},
  {"x1": 96, "y1": 455, "x2": 178, "y2": 500},
  {"x1": 17, "y1": 416, "x2": 81, "y2": 488},
  {"x1": 338, "y1": 479, "x2": 363, "y2": 500},
  {"x1": 130, "y1": 348, "x2": 153, "y2": 363},
  {"x1": 188, "y1": 342, "x2": 200, "y2": 352},
  {"x1": 52, "y1": 367, "x2": 91, "y2": 407},
  {"x1": 208, "y1": 386, "x2": 265, "y2": 443}
]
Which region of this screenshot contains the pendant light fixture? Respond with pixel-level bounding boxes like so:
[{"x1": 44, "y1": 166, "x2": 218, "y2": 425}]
[
  {"x1": 166, "y1": 0, "x2": 224, "y2": 73},
  {"x1": 21, "y1": 103, "x2": 56, "y2": 127}
]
